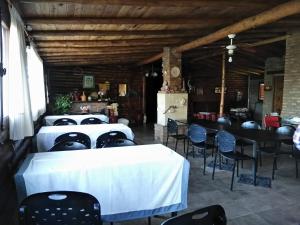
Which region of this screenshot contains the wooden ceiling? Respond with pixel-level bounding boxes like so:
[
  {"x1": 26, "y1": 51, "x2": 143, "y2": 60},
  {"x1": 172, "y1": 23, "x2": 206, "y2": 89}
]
[{"x1": 14, "y1": 0, "x2": 300, "y2": 71}]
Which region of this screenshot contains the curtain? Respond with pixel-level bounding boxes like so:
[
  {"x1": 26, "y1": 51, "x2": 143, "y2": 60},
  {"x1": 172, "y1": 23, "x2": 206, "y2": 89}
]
[
  {"x1": 27, "y1": 46, "x2": 46, "y2": 121},
  {"x1": 8, "y1": 6, "x2": 33, "y2": 140}
]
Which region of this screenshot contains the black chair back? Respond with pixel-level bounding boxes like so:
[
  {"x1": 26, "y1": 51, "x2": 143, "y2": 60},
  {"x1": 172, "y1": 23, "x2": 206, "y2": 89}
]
[
  {"x1": 49, "y1": 132, "x2": 91, "y2": 151},
  {"x1": 276, "y1": 125, "x2": 295, "y2": 136},
  {"x1": 96, "y1": 131, "x2": 127, "y2": 148},
  {"x1": 161, "y1": 205, "x2": 226, "y2": 225},
  {"x1": 81, "y1": 117, "x2": 104, "y2": 125},
  {"x1": 216, "y1": 130, "x2": 236, "y2": 153},
  {"x1": 241, "y1": 121, "x2": 261, "y2": 130},
  {"x1": 19, "y1": 191, "x2": 102, "y2": 225},
  {"x1": 53, "y1": 118, "x2": 77, "y2": 126},
  {"x1": 103, "y1": 138, "x2": 137, "y2": 148},
  {"x1": 217, "y1": 117, "x2": 231, "y2": 127},
  {"x1": 188, "y1": 124, "x2": 207, "y2": 144},
  {"x1": 167, "y1": 118, "x2": 179, "y2": 135}
]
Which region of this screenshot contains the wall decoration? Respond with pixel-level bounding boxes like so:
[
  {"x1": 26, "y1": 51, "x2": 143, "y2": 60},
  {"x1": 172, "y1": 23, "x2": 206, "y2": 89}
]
[
  {"x1": 119, "y1": 83, "x2": 127, "y2": 96},
  {"x1": 215, "y1": 87, "x2": 227, "y2": 94},
  {"x1": 83, "y1": 75, "x2": 94, "y2": 88},
  {"x1": 259, "y1": 83, "x2": 264, "y2": 100}
]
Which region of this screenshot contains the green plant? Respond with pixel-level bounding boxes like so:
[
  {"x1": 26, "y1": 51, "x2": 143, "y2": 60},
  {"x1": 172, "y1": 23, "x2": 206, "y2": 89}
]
[{"x1": 53, "y1": 94, "x2": 72, "y2": 114}]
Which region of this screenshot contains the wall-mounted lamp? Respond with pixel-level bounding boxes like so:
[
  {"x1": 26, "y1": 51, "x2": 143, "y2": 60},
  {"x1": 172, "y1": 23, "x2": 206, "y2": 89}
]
[{"x1": 145, "y1": 64, "x2": 158, "y2": 77}]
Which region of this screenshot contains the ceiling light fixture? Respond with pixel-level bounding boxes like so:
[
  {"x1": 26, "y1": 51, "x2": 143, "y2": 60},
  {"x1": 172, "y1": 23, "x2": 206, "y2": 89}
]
[{"x1": 226, "y1": 34, "x2": 236, "y2": 63}]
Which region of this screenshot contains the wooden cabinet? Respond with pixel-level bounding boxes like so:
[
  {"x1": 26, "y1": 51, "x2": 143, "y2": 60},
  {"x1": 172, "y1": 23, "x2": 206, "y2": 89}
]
[{"x1": 70, "y1": 101, "x2": 108, "y2": 114}]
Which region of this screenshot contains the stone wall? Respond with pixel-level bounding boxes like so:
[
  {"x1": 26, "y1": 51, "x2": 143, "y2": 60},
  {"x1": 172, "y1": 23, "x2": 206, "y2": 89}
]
[{"x1": 281, "y1": 32, "x2": 300, "y2": 118}]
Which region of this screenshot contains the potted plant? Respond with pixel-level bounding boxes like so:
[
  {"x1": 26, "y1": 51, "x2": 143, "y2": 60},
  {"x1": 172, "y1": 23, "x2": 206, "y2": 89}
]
[{"x1": 53, "y1": 94, "x2": 72, "y2": 115}]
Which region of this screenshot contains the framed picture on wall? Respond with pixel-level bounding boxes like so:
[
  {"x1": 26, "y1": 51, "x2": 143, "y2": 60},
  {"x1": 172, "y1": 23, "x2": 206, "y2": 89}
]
[
  {"x1": 258, "y1": 83, "x2": 264, "y2": 101},
  {"x1": 83, "y1": 75, "x2": 94, "y2": 88}
]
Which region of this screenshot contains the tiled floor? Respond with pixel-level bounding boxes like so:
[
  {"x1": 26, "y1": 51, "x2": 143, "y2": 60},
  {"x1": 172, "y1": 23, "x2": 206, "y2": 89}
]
[
  {"x1": 131, "y1": 124, "x2": 300, "y2": 225},
  {"x1": 2, "y1": 124, "x2": 300, "y2": 225}
]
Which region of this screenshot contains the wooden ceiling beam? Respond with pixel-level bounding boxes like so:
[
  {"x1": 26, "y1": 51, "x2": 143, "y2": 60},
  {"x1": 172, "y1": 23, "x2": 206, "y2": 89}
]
[
  {"x1": 25, "y1": 17, "x2": 224, "y2": 25},
  {"x1": 40, "y1": 50, "x2": 160, "y2": 57},
  {"x1": 138, "y1": 0, "x2": 300, "y2": 65},
  {"x1": 19, "y1": 0, "x2": 275, "y2": 8},
  {"x1": 30, "y1": 29, "x2": 205, "y2": 37},
  {"x1": 38, "y1": 46, "x2": 163, "y2": 53},
  {"x1": 36, "y1": 38, "x2": 186, "y2": 47}
]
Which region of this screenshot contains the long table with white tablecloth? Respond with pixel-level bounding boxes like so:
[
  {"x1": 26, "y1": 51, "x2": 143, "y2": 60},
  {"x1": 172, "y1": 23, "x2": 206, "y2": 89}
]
[
  {"x1": 15, "y1": 144, "x2": 189, "y2": 222},
  {"x1": 44, "y1": 114, "x2": 109, "y2": 125},
  {"x1": 36, "y1": 123, "x2": 134, "y2": 152}
]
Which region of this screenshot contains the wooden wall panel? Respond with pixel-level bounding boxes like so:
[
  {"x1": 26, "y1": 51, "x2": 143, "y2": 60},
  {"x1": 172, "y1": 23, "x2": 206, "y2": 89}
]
[
  {"x1": 183, "y1": 64, "x2": 248, "y2": 116},
  {"x1": 46, "y1": 65, "x2": 144, "y2": 125}
]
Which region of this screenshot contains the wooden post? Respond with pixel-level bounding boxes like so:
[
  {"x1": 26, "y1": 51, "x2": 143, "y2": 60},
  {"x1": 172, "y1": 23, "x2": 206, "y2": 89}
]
[{"x1": 219, "y1": 53, "x2": 226, "y2": 117}]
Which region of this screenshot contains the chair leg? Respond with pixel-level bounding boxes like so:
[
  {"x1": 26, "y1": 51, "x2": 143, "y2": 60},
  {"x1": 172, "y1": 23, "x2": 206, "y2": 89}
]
[
  {"x1": 272, "y1": 154, "x2": 277, "y2": 180},
  {"x1": 230, "y1": 161, "x2": 236, "y2": 191},
  {"x1": 175, "y1": 139, "x2": 178, "y2": 152},
  {"x1": 166, "y1": 135, "x2": 169, "y2": 146},
  {"x1": 203, "y1": 148, "x2": 206, "y2": 175},
  {"x1": 148, "y1": 217, "x2": 151, "y2": 225},
  {"x1": 236, "y1": 160, "x2": 239, "y2": 177},
  {"x1": 192, "y1": 146, "x2": 195, "y2": 158},
  {"x1": 183, "y1": 139, "x2": 186, "y2": 154},
  {"x1": 252, "y1": 157, "x2": 257, "y2": 186},
  {"x1": 296, "y1": 159, "x2": 299, "y2": 178},
  {"x1": 241, "y1": 145, "x2": 244, "y2": 168},
  {"x1": 212, "y1": 151, "x2": 218, "y2": 180},
  {"x1": 186, "y1": 139, "x2": 189, "y2": 159},
  {"x1": 259, "y1": 151, "x2": 262, "y2": 167},
  {"x1": 110, "y1": 222, "x2": 114, "y2": 225}
]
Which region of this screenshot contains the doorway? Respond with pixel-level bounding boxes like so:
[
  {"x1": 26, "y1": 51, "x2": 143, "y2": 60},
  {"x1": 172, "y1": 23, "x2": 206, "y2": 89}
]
[
  {"x1": 145, "y1": 74, "x2": 163, "y2": 123},
  {"x1": 273, "y1": 76, "x2": 284, "y2": 114}
]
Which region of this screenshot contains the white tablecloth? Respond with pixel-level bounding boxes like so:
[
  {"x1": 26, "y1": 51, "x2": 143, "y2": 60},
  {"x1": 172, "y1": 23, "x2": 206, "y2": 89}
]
[
  {"x1": 15, "y1": 144, "x2": 189, "y2": 222},
  {"x1": 36, "y1": 124, "x2": 134, "y2": 152},
  {"x1": 44, "y1": 114, "x2": 109, "y2": 125}
]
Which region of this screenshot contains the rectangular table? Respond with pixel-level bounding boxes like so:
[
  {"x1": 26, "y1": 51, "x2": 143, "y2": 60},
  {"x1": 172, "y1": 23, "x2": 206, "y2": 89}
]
[
  {"x1": 36, "y1": 123, "x2": 134, "y2": 152},
  {"x1": 15, "y1": 144, "x2": 190, "y2": 222},
  {"x1": 44, "y1": 114, "x2": 109, "y2": 125},
  {"x1": 194, "y1": 119, "x2": 292, "y2": 184}
]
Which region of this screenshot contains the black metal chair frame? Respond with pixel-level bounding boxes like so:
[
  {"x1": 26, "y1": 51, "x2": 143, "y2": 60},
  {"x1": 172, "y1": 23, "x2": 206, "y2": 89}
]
[
  {"x1": 103, "y1": 138, "x2": 137, "y2": 148},
  {"x1": 53, "y1": 118, "x2": 77, "y2": 126},
  {"x1": 18, "y1": 191, "x2": 102, "y2": 225},
  {"x1": 166, "y1": 118, "x2": 187, "y2": 152},
  {"x1": 96, "y1": 131, "x2": 127, "y2": 148},
  {"x1": 186, "y1": 124, "x2": 208, "y2": 175},
  {"x1": 212, "y1": 130, "x2": 257, "y2": 191},
  {"x1": 161, "y1": 205, "x2": 226, "y2": 225},
  {"x1": 81, "y1": 117, "x2": 106, "y2": 124},
  {"x1": 49, "y1": 132, "x2": 91, "y2": 151}
]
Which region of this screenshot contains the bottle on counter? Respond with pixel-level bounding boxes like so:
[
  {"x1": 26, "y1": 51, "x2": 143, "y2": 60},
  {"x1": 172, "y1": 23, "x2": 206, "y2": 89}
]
[{"x1": 81, "y1": 91, "x2": 86, "y2": 101}]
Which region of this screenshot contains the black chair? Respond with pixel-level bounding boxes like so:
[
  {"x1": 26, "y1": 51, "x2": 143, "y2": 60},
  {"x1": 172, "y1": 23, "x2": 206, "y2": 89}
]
[
  {"x1": 271, "y1": 126, "x2": 296, "y2": 178},
  {"x1": 166, "y1": 118, "x2": 187, "y2": 152},
  {"x1": 238, "y1": 121, "x2": 261, "y2": 168},
  {"x1": 217, "y1": 117, "x2": 232, "y2": 127},
  {"x1": 53, "y1": 118, "x2": 77, "y2": 126},
  {"x1": 81, "y1": 117, "x2": 106, "y2": 124},
  {"x1": 49, "y1": 132, "x2": 91, "y2": 151},
  {"x1": 294, "y1": 148, "x2": 300, "y2": 178},
  {"x1": 96, "y1": 131, "x2": 127, "y2": 148},
  {"x1": 212, "y1": 130, "x2": 256, "y2": 191},
  {"x1": 161, "y1": 205, "x2": 226, "y2": 225},
  {"x1": 19, "y1": 191, "x2": 102, "y2": 225},
  {"x1": 187, "y1": 124, "x2": 208, "y2": 175},
  {"x1": 103, "y1": 138, "x2": 137, "y2": 148}
]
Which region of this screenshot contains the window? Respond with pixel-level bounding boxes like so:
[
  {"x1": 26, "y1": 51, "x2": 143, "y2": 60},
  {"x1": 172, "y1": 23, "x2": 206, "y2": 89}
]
[
  {"x1": 27, "y1": 46, "x2": 46, "y2": 121},
  {"x1": 0, "y1": 24, "x2": 9, "y2": 135}
]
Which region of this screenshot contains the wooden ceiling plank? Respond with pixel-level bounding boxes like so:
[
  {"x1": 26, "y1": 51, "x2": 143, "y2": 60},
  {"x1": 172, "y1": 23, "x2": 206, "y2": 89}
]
[
  {"x1": 25, "y1": 17, "x2": 224, "y2": 25},
  {"x1": 138, "y1": 0, "x2": 300, "y2": 65},
  {"x1": 19, "y1": 0, "x2": 275, "y2": 8}
]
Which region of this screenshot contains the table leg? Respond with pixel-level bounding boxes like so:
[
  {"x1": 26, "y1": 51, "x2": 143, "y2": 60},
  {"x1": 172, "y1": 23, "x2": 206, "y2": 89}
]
[{"x1": 253, "y1": 141, "x2": 257, "y2": 186}]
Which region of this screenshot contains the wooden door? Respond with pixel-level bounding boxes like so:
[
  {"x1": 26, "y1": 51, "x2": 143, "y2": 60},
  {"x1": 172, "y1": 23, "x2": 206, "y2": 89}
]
[{"x1": 273, "y1": 76, "x2": 284, "y2": 114}]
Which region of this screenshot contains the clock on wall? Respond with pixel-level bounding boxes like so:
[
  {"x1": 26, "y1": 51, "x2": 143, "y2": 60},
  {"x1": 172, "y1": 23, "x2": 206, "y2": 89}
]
[{"x1": 171, "y1": 66, "x2": 181, "y2": 78}]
